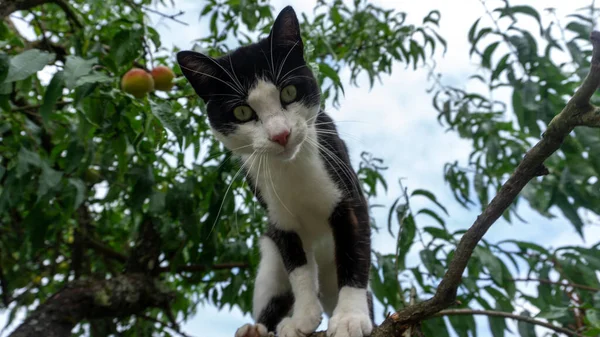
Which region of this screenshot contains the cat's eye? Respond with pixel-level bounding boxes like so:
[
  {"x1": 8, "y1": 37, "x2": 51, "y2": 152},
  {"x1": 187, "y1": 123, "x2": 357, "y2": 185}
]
[
  {"x1": 280, "y1": 85, "x2": 297, "y2": 103},
  {"x1": 233, "y1": 105, "x2": 254, "y2": 122}
]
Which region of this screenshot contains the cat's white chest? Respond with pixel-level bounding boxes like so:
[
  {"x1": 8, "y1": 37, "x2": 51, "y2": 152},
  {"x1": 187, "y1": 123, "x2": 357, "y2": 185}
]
[{"x1": 242, "y1": 146, "x2": 342, "y2": 237}]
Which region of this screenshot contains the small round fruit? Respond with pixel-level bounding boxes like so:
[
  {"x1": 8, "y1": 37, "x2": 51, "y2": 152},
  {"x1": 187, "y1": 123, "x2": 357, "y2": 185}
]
[
  {"x1": 151, "y1": 65, "x2": 175, "y2": 91},
  {"x1": 121, "y1": 68, "x2": 154, "y2": 98}
]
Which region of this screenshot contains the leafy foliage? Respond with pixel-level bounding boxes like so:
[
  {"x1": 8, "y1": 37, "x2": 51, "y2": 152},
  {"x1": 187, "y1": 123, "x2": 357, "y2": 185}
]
[{"x1": 0, "y1": 0, "x2": 598, "y2": 336}]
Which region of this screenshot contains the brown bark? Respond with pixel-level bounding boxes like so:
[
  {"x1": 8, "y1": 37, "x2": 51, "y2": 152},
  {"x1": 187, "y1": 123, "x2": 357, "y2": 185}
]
[{"x1": 8, "y1": 274, "x2": 174, "y2": 337}]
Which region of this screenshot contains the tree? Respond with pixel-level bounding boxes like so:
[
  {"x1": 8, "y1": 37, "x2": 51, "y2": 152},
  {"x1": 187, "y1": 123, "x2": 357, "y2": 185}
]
[{"x1": 0, "y1": 1, "x2": 598, "y2": 337}]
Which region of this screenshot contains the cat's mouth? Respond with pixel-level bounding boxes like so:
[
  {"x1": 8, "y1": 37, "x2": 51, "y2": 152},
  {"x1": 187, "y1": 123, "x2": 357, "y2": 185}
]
[{"x1": 275, "y1": 132, "x2": 306, "y2": 161}]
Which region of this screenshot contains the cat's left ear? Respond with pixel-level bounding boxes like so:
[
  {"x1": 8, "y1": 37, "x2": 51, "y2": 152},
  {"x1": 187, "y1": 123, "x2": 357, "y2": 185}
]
[
  {"x1": 269, "y1": 6, "x2": 303, "y2": 49},
  {"x1": 176, "y1": 50, "x2": 221, "y2": 102}
]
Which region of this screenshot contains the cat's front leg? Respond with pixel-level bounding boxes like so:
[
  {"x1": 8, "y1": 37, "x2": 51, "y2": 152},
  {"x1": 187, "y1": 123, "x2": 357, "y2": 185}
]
[
  {"x1": 265, "y1": 226, "x2": 323, "y2": 337},
  {"x1": 327, "y1": 203, "x2": 373, "y2": 337}
]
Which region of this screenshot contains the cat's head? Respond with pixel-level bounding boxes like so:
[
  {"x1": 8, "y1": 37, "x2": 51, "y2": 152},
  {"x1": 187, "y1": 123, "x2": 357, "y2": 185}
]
[{"x1": 177, "y1": 6, "x2": 320, "y2": 161}]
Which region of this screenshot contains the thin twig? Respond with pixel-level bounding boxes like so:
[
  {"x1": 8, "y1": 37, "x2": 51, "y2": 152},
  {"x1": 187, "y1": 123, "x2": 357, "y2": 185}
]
[
  {"x1": 52, "y1": 0, "x2": 82, "y2": 29},
  {"x1": 11, "y1": 100, "x2": 72, "y2": 112},
  {"x1": 139, "y1": 315, "x2": 196, "y2": 337},
  {"x1": 142, "y1": 6, "x2": 188, "y2": 26},
  {"x1": 435, "y1": 309, "x2": 584, "y2": 337}
]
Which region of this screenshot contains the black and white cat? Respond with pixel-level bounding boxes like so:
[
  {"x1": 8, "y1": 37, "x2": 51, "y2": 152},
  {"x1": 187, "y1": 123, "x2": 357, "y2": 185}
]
[{"x1": 177, "y1": 6, "x2": 373, "y2": 337}]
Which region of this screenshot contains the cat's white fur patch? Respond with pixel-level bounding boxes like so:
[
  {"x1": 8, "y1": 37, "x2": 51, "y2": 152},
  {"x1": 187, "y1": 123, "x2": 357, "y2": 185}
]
[
  {"x1": 228, "y1": 78, "x2": 369, "y2": 336},
  {"x1": 327, "y1": 287, "x2": 373, "y2": 337},
  {"x1": 235, "y1": 323, "x2": 272, "y2": 337},
  {"x1": 276, "y1": 263, "x2": 323, "y2": 337},
  {"x1": 213, "y1": 79, "x2": 316, "y2": 161},
  {"x1": 252, "y1": 236, "x2": 290, "y2": 320}
]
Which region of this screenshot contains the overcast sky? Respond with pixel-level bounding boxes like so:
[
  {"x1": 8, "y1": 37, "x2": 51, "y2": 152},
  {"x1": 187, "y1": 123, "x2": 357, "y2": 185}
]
[{"x1": 2, "y1": 0, "x2": 599, "y2": 336}]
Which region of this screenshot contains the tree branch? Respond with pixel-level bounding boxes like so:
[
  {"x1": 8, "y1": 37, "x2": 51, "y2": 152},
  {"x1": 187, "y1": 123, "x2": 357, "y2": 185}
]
[
  {"x1": 0, "y1": 262, "x2": 10, "y2": 307},
  {"x1": 0, "y1": 0, "x2": 47, "y2": 19},
  {"x1": 435, "y1": 309, "x2": 584, "y2": 337},
  {"x1": 308, "y1": 30, "x2": 600, "y2": 337},
  {"x1": 158, "y1": 262, "x2": 249, "y2": 273},
  {"x1": 8, "y1": 274, "x2": 175, "y2": 337}
]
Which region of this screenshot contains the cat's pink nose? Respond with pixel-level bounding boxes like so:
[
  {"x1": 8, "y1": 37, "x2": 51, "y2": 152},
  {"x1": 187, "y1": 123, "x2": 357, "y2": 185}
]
[{"x1": 270, "y1": 130, "x2": 290, "y2": 146}]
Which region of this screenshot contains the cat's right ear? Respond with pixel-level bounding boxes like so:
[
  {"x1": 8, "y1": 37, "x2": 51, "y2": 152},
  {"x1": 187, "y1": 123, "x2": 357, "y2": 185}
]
[{"x1": 176, "y1": 50, "x2": 219, "y2": 101}]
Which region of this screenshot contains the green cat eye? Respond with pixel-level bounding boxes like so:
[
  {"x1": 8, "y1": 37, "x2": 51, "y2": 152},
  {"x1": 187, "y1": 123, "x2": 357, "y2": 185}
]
[
  {"x1": 233, "y1": 105, "x2": 254, "y2": 122},
  {"x1": 280, "y1": 85, "x2": 297, "y2": 103}
]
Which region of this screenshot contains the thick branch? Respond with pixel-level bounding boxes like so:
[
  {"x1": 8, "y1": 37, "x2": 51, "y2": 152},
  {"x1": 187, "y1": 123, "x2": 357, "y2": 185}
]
[
  {"x1": 1, "y1": 0, "x2": 82, "y2": 29},
  {"x1": 435, "y1": 309, "x2": 583, "y2": 337},
  {"x1": 0, "y1": 0, "x2": 47, "y2": 18},
  {"x1": 8, "y1": 274, "x2": 174, "y2": 337}
]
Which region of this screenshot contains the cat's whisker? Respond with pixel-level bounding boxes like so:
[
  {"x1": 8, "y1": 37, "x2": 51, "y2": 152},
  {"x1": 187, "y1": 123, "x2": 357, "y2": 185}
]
[
  {"x1": 304, "y1": 138, "x2": 353, "y2": 198},
  {"x1": 260, "y1": 49, "x2": 275, "y2": 78},
  {"x1": 316, "y1": 130, "x2": 364, "y2": 145},
  {"x1": 228, "y1": 55, "x2": 246, "y2": 94},
  {"x1": 266, "y1": 154, "x2": 294, "y2": 217},
  {"x1": 179, "y1": 64, "x2": 244, "y2": 96},
  {"x1": 197, "y1": 53, "x2": 245, "y2": 93},
  {"x1": 253, "y1": 151, "x2": 265, "y2": 219},
  {"x1": 239, "y1": 151, "x2": 261, "y2": 233},
  {"x1": 279, "y1": 64, "x2": 308, "y2": 83},
  {"x1": 276, "y1": 40, "x2": 301, "y2": 83},
  {"x1": 207, "y1": 151, "x2": 256, "y2": 238},
  {"x1": 313, "y1": 120, "x2": 368, "y2": 126},
  {"x1": 281, "y1": 75, "x2": 315, "y2": 83},
  {"x1": 306, "y1": 137, "x2": 362, "y2": 198}
]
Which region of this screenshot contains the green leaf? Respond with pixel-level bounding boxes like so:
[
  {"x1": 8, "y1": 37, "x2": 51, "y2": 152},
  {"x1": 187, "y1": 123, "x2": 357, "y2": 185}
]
[
  {"x1": 68, "y1": 178, "x2": 86, "y2": 209},
  {"x1": 149, "y1": 190, "x2": 166, "y2": 214},
  {"x1": 496, "y1": 5, "x2": 541, "y2": 26},
  {"x1": 474, "y1": 246, "x2": 503, "y2": 285},
  {"x1": 536, "y1": 306, "x2": 570, "y2": 320},
  {"x1": 423, "y1": 226, "x2": 453, "y2": 241},
  {"x1": 0, "y1": 53, "x2": 9, "y2": 83},
  {"x1": 38, "y1": 163, "x2": 63, "y2": 198},
  {"x1": 517, "y1": 311, "x2": 536, "y2": 337},
  {"x1": 555, "y1": 193, "x2": 584, "y2": 237},
  {"x1": 16, "y1": 147, "x2": 41, "y2": 177},
  {"x1": 512, "y1": 88, "x2": 525, "y2": 130},
  {"x1": 318, "y1": 63, "x2": 344, "y2": 94},
  {"x1": 64, "y1": 56, "x2": 97, "y2": 89},
  {"x1": 468, "y1": 18, "x2": 482, "y2": 43},
  {"x1": 411, "y1": 189, "x2": 448, "y2": 215},
  {"x1": 566, "y1": 21, "x2": 592, "y2": 40},
  {"x1": 149, "y1": 99, "x2": 183, "y2": 140},
  {"x1": 489, "y1": 306, "x2": 506, "y2": 337},
  {"x1": 39, "y1": 71, "x2": 65, "y2": 122},
  {"x1": 586, "y1": 309, "x2": 600, "y2": 328},
  {"x1": 448, "y1": 314, "x2": 476, "y2": 337},
  {"x1": 416, "y1": 208, "x2": 445, "y2": 227},
  {"x1": 110, "y1": 29, "x2": 143, "y2": 66},
  {"x1": 4, "y1": 49, "x2": 54, "y2": 82},
  {"x1": 491, "y1": 53, "x2": 511, "y2": 81},
  {"x1": 481, "y1": 41, "x2": 500, "y2": 69},
  {"x1": 75, "y1": 72, "x2": 113, "y2": 87},
  {"x1": 422, "y1": 317, "x2": 450, "y2": 337},
  {"x1": 396, "y1": 214, "x2": 416, "y2": 270}
]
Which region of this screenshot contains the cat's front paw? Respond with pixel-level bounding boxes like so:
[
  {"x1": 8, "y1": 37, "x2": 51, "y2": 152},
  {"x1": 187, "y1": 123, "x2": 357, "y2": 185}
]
[
  {"x1": 276, "y1": 301, "x2": 323, "y2": 337},
  {"x1": 235, "y1": 323, "x2": 273, "y2": 337},
  {"x1": 327, "y1": 311, "x2": 372, "y2": 337}
]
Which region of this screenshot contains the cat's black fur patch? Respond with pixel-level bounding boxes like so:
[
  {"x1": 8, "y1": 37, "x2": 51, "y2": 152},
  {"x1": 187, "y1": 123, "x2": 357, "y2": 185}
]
[
  {"x1": 265, "y1": 225, "x2": 307, "y2": 273},
  {"x1": 177, "y1": 5, "x2": 373, "y2": 334},
  {"x1": 257, "y1": 291, "x2": 295, "y2": 332},
  {"x1": 177, "y1": 6, "x2": 320, "y2": 135}
]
